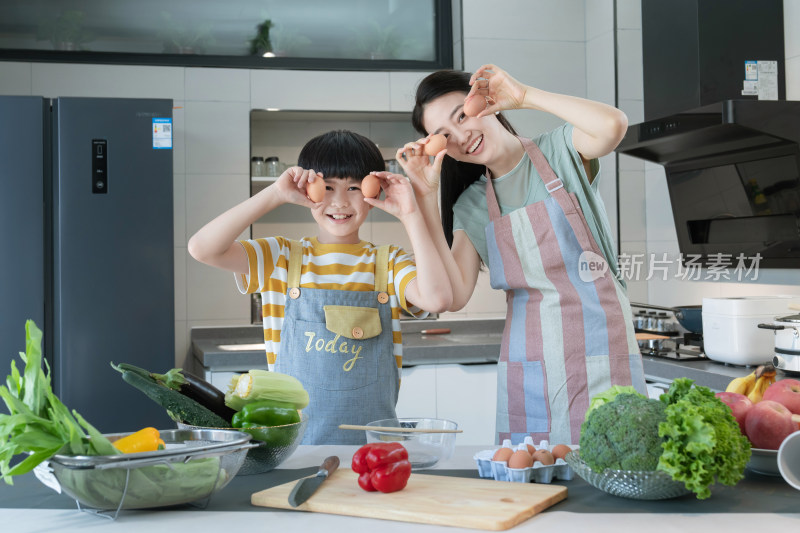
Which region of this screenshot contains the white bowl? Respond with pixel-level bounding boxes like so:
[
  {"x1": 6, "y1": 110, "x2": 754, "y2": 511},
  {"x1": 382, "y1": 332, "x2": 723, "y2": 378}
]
[
  {"x1": 746, "y1": 447, "x2": 780, "y2": 476},
  {"x1": 365, "y1": 418, "x2": 458, "y2": 469}
]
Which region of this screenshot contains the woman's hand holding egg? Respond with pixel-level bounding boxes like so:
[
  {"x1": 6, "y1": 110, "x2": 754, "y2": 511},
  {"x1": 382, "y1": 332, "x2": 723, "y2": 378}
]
[{"x1": 466, "y1": 63, "x2": 528, "y2": 116}]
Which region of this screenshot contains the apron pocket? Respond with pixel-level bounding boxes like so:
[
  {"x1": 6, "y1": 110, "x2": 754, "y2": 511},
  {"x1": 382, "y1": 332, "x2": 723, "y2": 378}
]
[
  {"x1": 324, "y1": 305, "x2": 382, "y2": 340},
  {"x1": 280, "y1": 315, "x2": 379, "y2": 392},
  {"x1": 496, "y1": 361, "x2": 550, "y2": 435}
]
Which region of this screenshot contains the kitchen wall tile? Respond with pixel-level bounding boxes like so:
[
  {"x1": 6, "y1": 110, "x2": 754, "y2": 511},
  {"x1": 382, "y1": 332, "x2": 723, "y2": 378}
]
[
  {"x1": 174, "y1": 319, "x2": 190, "y2": 368},
  {"x1": 619, "y1": 240, "x2": 648, "y2": 296},
  {"x1": 625, "y1": 279, "x2": 648, "y2": 303},
  {"x1": 172, "y1": 100, "x2": 186, "y2": 175},
  {"x1": 644, "y1": 164, "x2": 677, "y2": 242},
  {"x1": 174, "y1": 246, "x2": 187, "y2": 322},
  {"x1": 463, "y1": 0, "x2": 585, "y2": 42},
  {"x1": 616, "y1": 0, "x2": 642, "y2": 30},
  {"x1": 0, "y1": 62, "x2": 31, "y2": 94},
  {"x1": 597, "y1": 154, "x2": 618, "y2": 245},
  {"x1": 617, "y1": 151, "x2": 644, "y2": 172},
  {"x1": 368, "y1": 120, "x2": 418, "y2": 154},
  {"x1": 250, "y1": 70, "x2": 391, "y2": 111},
  {"x1": 184, "y1": 100, "x2": 250, "y2": 175},
  {"x1": 787, "y1": 56, "x2": 800, "y2": 100},
  {"x1": 586, "y1": 31, "x2": 615, "y2": 106},
  {"x1": 785, "y1": 0, "x2": 800, "y2": 61},
  {"x1": 185, "y1": 68, "x2": 250, "y2": 102},
  {"x1": 616, "y1": 29, "x2": 643, "y2": 101},
  {"x1": 459, "y1": 271, "x2": 507, "y2": 317},
  {"x1": 31, "y1": 63, "x2": 184, "y2": 100},
  {"x1": 388, "y1": 71, "x2": 431, "y2": 112},
  {"x1": 618, "y1": 169, "x2": 646, "y2": 242},
  {"x1": 617, "y1": 99, "x2": 643, "y2": 129},
  {"x1": 185, "y1": 173, "x2": 249, "y2": 244},
  {"x1": 586, "y1": 0, "x2": 614, "y2": 42},
  {"x1": 173, "y1": 171, "x2": 187, "y2": 247},
  {"x1": 186, "y1": 253, "x2": 250, "y2": 322}
]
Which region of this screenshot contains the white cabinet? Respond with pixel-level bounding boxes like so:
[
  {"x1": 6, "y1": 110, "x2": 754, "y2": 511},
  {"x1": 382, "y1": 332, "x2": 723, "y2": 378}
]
[{"x1": 396, "y1": 363, "x2": 497, "y2": 446}]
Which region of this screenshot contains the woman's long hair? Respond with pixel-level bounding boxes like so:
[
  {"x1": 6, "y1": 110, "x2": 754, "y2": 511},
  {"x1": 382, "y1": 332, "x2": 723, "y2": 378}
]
[{"x1": 411, "y1": 70, "x2": 517, "y2": 247}]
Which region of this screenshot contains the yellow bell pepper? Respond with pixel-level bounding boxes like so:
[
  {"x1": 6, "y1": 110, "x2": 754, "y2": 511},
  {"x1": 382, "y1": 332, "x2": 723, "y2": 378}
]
[{"x1": 113, "y1": 427, "x2": 162, "y2": 453}]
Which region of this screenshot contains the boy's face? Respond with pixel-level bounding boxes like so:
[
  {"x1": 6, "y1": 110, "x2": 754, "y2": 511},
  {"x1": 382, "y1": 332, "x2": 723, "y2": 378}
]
[{"x1": 311, "y1": 176, "x2": 373, "y2": 244}]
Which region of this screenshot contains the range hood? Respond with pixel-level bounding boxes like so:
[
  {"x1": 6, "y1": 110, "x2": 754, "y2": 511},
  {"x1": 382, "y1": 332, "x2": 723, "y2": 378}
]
[
  {"x1": 617, "y1": 0, "x2": 800, "y2": 268},
  {"x1": 616, "y1": 99, "x2": 800, "y2": 166}
]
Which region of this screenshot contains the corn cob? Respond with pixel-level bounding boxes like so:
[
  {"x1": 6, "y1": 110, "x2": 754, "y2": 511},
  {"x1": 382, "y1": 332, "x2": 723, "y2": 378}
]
[{"x1": 225, "y1": 370, "x2": 309, "y2": 411}]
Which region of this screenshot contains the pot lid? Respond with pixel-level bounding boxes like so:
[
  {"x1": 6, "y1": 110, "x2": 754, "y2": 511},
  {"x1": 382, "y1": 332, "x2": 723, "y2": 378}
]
[{"x1": 775, "y1": 314, "x2": 800, "y2": 323}]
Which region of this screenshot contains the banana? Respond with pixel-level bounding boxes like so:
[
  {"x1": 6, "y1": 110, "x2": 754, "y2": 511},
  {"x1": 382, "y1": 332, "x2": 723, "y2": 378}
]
[
  {"x1": 746, "y1": 364, "x2": 777, "y2": 403},
  {"x1": 726, "y1": 371, "x2": 757, "y2": 395}
]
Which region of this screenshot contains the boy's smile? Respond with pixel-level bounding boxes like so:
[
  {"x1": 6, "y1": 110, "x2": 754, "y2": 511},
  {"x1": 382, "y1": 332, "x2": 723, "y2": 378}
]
[{"x1": 311, "y1": 177, "x2": 372, "y2": 244}]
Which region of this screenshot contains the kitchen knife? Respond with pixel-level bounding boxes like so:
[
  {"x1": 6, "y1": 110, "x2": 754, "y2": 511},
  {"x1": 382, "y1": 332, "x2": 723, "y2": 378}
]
[{"x1": 288, "y1": 456, "x2": 339, "y2": 507}]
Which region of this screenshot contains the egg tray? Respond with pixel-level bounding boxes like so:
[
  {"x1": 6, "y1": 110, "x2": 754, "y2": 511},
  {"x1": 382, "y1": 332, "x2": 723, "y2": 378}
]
[{"x1": 474, "y1": 440, "x2": 575, "y2": 484}]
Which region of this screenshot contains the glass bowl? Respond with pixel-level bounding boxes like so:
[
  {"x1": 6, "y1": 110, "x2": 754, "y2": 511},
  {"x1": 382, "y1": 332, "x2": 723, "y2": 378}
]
[
  {"x1": 564, "y1": 450, "x2": 692, "y2": 500},
  {"x1": 178, "y1": 412, "x2": 308, "y2": 475},
  {"x1": 365, "y1": 418, "x2": 458, "y2": 470}
]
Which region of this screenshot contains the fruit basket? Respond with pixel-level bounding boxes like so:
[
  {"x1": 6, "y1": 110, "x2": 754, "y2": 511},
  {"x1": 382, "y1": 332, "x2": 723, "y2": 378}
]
[
  {"x1": 47, "y1": 428, "x2": 256, "y2": 519},
  {"x1": 178, "y1": 412, "x2": 308, "y2": 475},
  {"x1": 564, "y1": 450, "x2": 692, "y2": 500}
]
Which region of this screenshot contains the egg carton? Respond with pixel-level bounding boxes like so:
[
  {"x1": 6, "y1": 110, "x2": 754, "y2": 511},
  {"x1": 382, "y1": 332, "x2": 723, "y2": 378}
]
[{"x1": 474, "y1": 438, "x2": 574, "y2": 484}]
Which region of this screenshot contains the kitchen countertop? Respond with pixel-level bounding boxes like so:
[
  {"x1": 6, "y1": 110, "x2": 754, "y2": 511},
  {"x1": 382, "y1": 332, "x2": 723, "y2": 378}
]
[
  {"x1": 191, "y1": 321, "x2": 775, "y2": 391},
  {"x1": 3, "y1": 444, "x2": 798, "y2": 533}
]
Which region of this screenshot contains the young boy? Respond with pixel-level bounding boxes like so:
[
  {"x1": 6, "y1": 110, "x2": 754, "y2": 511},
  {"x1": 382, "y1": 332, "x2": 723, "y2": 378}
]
[{"x1": 188, "y1": 130, "x2": 452, "y2": 444}]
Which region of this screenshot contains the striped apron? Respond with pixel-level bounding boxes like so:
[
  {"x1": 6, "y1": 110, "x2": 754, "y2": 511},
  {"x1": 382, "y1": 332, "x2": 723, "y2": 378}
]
[
  {"x1": 487, "y1": 136, "x2": 646, "y2": 445},
  {"x1": 276, "y1": 240, "x2": 398, "y2": 445}
]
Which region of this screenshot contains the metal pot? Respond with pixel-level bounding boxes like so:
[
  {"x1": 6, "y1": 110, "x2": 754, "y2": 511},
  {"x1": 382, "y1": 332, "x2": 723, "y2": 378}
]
[
  {"x1": 630, "y1": 302, "x2": 703, "y2": 334},
  {"x1": 758, "y1": 314, "x2": 800, "y2": 372}
]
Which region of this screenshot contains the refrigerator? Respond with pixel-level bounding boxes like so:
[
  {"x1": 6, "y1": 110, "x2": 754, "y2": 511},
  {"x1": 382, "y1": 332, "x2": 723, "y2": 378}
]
[{"x1": 0, "y1": 96, "x2": 175, "y2": 433}]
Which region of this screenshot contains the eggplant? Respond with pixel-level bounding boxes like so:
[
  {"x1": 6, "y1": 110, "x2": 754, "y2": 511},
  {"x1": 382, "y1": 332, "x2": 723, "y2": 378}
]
[{"x1": 177, "y1": 370, "x2": 237, "y2": 422}]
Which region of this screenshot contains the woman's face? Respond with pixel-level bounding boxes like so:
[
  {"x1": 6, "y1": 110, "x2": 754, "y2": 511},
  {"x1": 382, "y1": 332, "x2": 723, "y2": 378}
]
[{"x1": 421, "y1": 91, "x2": 510, "y2": 167}]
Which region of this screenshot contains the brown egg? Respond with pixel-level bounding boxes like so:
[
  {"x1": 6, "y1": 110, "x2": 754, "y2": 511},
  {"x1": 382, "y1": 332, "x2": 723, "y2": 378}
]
[
  {"x1": 491, "y1": 447, "x2": 513, "y2": 462},
  {"x1": 507, "y1": 449, "x2": 534, "y2": 469},
  {"x1": 424, "y1": 133, "x2": 447, "y2": 156},
  {"x1": 361, "y1": 174, "x2": 380, "y2": 198},
  {"x1": 463, "y1": 94, "x2": 487, "y2": 117},
  {"x1": 525, "y1": 444, "x2": 536, "y2": 455},
  {"x1": 531, "y1": 449, "x2": 555, "y2": 466},
  {"x1": 551, "y1": 444, "x2": 572, "y2": 461},
  {"x1": 306, "y1": 176, "x2": 325, "y2": 203}
]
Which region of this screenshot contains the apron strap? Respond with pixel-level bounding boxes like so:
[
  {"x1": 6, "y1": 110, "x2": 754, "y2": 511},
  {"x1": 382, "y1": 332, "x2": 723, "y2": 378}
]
[
  {"x1": 287, "y1": 239, "x2": 303, "y2": 288},
  {"x1": 374, "y1": 244, "x2": 390, "y2": 292},
  {"x1": 485, "y1": 136, "x2": 566, "y2": 221}
]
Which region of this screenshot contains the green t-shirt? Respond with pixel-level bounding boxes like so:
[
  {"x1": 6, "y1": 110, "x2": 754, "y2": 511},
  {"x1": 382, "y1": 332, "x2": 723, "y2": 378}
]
[{"x1": 452, "y1": 123, "x2": 621, "y2": 279}]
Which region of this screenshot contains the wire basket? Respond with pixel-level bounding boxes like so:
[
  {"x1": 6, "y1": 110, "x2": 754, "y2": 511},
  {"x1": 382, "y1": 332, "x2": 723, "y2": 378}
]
[{"x1": 564, "y1": 450, "x2": 692, "y2": 500}]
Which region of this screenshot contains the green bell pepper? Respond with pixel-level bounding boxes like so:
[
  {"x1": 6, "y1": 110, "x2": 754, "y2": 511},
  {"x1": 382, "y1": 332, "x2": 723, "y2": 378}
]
[{"x1": 235, "y1": 399, "x2": 300, "y2": 427}]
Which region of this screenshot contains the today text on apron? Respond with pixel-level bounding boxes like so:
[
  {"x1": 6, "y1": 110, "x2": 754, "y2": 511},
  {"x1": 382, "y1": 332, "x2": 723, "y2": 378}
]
[{"x1": 486, "y1": 136, "x2": 645, "y2": 445}]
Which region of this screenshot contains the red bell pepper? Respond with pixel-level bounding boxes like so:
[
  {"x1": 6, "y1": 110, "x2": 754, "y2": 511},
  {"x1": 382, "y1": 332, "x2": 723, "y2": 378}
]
[{"x1": 351, "y1": 442, "x2": 412, "y2": 493}]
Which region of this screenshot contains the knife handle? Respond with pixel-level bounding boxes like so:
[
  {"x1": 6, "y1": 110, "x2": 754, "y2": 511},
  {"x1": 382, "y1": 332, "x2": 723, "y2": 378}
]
[{"x1": 319, "y1": 455, "x2": 339, "y2": 477}]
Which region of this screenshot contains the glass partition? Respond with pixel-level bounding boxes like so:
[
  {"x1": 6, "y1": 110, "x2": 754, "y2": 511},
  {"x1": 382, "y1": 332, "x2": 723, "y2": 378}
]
[{"x1": 0, "y1": 0, "x2": 452, "y2": 70}]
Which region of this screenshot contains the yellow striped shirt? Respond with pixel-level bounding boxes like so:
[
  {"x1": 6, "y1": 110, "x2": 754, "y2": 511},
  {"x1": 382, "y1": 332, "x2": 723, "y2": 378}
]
[{"x1": 234, "y1": 236, "x2": 425, "y2": 375}]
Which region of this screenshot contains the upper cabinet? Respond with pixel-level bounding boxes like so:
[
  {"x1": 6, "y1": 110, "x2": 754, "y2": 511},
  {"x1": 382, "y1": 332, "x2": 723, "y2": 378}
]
[{"x1": 0, "y1": 0, "x2": 454, "y2": 71}]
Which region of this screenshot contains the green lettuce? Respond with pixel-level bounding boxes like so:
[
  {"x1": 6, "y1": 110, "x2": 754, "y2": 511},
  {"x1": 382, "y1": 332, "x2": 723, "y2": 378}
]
[{"x1": 657, "y1": 378, "x2": 751, "y2": 499}]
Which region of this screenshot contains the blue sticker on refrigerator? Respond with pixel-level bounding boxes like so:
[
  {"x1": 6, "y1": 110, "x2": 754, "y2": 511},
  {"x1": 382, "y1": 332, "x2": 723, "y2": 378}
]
[{"x1": 153, "y1": 117, "x2": 172, "y2": 149}]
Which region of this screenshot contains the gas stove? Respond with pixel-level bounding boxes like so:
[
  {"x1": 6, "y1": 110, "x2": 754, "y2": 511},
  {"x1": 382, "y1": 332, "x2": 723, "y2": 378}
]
[{"x1": 639, "y1": 332, "x2": 707, "y2": 361}]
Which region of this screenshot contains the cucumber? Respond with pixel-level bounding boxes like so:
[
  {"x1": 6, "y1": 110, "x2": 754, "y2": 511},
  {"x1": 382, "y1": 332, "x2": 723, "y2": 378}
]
[{"x1": 114, "y1": 366, "x2": 231, "y2": 428}]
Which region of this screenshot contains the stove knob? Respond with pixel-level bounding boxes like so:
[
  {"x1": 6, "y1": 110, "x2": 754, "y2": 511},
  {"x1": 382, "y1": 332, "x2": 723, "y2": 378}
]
[{"x1": 774, "y1": 355, "x2": 785, "y2": 369}]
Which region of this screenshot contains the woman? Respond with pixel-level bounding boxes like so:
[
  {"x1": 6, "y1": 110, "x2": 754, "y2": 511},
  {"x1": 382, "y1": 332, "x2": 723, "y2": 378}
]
[{"x1": 398, "y1": 64, "x2": 647, "y2": 445}]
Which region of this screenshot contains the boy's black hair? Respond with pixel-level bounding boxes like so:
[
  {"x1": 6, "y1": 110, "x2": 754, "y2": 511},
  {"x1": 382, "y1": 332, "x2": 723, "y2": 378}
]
[
  {"x1": 298, "y1": 130, "x2": 384, "y2": 181},
  {"x1": 411, "y1": 70, "x2": 517, "y2": 248}
]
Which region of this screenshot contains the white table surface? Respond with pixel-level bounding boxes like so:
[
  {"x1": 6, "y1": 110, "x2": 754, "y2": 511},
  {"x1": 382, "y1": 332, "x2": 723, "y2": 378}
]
[{"x1": 5, "y1": 445, "x2": 800, "y2": 533}]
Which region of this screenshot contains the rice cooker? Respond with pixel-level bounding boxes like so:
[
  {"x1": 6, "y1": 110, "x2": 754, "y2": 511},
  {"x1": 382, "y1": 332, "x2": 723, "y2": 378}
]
[
  {"x1": 702, "y1": 295, "x2": 800, "y2": 366},
  {"x1": 758, "y1": 314, "x2": 800, "y2": 373}
]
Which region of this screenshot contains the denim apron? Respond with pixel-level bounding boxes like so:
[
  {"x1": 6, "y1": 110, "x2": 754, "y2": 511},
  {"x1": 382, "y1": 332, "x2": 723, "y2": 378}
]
[
  {"x1": 276, "y1": 240, "x2": 398, "y2": 444},
  {"x1": 487, "y1": 137, "x2": 646, "y2": 445}
]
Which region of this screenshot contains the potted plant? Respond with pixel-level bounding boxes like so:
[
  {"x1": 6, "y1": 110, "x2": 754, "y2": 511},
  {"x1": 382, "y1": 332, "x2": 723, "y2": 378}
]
[
  {"x1": 36, "y1": 10, "x2": 94, "y2": 51},
  {"x1": 249, "y1": 19, "x2": 274, "y2": 56}
]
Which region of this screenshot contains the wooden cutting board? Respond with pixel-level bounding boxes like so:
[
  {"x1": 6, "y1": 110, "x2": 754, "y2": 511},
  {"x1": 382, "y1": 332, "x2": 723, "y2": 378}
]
[{"x1": 251, "y1": 470, "x2": 567, "y2": 531}]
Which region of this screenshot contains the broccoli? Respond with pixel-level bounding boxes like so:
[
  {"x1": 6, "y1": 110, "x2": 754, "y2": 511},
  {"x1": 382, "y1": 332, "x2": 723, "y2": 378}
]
[{"x1": 579, "y1": 393, "x2": 667, "y2": 471}]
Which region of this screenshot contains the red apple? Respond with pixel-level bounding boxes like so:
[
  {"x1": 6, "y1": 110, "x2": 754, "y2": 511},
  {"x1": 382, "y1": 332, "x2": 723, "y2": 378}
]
[
  {"x1": 744, "y1": 400, "x2": 796, "y2": 450},
  {"x1": 763, "y1": 378, "x2": 800, "y2": 414},
  {"x1": 715, "y1": 391, "x2": 753, "y2": 434}
]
